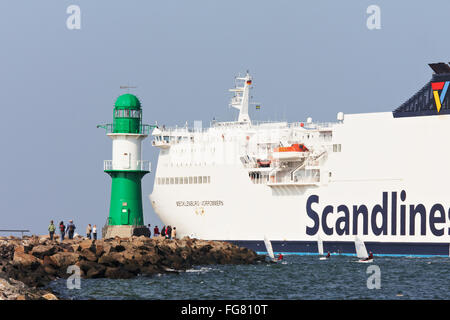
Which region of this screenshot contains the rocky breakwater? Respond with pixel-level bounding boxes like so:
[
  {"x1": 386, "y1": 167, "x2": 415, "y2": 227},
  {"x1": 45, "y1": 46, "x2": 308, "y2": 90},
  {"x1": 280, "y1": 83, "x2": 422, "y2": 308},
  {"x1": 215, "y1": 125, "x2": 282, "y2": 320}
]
[{"x1": 0, "y1": 235, "x2": 264, "y2": 299}]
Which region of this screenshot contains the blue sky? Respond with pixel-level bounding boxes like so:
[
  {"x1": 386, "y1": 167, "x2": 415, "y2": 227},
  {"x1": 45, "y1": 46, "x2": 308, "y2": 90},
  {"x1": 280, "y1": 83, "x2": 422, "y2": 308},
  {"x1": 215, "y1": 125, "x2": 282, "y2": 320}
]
[{"x1": 0, "y1": 1, "x2": 449, "y2": 236}]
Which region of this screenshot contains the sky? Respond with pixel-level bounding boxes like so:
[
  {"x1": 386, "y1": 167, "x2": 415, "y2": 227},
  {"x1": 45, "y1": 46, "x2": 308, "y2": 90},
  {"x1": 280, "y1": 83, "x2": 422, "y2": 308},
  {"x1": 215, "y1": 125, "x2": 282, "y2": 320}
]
[{"x1": 0, "y1": 0, "x2": 449, "y2": 236}]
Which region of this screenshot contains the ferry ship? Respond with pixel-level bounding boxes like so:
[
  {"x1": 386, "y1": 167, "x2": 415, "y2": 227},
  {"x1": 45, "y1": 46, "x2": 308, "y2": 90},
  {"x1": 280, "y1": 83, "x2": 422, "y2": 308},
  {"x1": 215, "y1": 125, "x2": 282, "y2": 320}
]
[{"x1": 149, "y1": 63, "x2": 450, "y2": 256}]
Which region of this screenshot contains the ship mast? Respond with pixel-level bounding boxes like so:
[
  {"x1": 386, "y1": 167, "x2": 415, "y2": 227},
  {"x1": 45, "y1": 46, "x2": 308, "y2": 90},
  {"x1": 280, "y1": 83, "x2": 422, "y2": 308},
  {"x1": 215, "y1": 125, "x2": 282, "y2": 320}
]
[{"x1": 229, "y1": 71, "x2": 252, "y2": 123}]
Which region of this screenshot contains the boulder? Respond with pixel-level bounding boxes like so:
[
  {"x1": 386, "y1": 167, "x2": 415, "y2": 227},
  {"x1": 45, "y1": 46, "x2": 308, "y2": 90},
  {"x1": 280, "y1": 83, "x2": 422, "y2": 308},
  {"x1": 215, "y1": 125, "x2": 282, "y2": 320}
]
[
  {"x1": 30, "y1": 245, "x2": 56, "y2": 259},
  {"x1": 42, "y1": 293, "x2": 58, "y2": 300},
  {"x1": 12, "y1": 252, "x2": 42, "y2": 269},
  {"x1": 78, "y1": 260, "x2": 106, "y2": 278},
  {"x1": 98, "y1": 252, "x2": 125, "y2": 267},
  {"x1": 104, "y1": 267, "x2": 134, "y2": 279},
  {"x1": 49, "y1": 252, "x2": 80, "y2": 269},
  {"x1": 80, "y1": 248, "x2": 97, "y2": 262}
]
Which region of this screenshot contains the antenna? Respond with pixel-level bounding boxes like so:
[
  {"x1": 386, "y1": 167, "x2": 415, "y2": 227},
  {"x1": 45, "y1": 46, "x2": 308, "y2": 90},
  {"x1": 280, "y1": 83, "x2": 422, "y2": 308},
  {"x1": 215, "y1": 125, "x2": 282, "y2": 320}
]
[{"x1": 120, "y1": 84, "x2": 138, "y2": 93}]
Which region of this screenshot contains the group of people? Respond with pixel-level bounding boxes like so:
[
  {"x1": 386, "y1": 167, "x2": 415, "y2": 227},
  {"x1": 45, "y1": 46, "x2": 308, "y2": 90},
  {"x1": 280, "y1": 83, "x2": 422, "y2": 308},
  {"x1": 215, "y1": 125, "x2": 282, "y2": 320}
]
[
  {"x1": 48, "y1": 220, "x2": 97, "y2": 242},
  {"x1": 49, "y1": 220, "x2": 173, "y2": 241},
  {"x1": 148, "y1": 224, "x2": 177, "y2": 239}
]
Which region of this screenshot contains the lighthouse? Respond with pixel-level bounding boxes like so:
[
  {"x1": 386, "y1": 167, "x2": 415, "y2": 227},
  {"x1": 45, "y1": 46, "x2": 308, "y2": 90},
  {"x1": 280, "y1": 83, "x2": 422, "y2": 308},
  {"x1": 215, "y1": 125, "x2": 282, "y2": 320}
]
[{"x1": 98, "y1": 93, "x2": 153, "y2": 238}]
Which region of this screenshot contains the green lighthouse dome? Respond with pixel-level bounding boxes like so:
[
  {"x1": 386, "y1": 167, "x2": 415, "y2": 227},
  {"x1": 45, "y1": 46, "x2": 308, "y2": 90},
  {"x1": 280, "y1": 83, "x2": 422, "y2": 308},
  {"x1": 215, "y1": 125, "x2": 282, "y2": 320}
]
[
  {"x1": 113, "y1": 94, "x2": 142, "y2": 133},
  {"x1": 114, "y1": 93, "x2": 141, "y2": 110}
]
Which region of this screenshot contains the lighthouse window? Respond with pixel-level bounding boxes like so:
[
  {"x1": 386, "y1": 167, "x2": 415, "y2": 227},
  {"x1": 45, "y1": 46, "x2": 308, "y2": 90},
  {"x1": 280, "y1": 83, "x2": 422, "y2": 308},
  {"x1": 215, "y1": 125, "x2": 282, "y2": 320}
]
[{"x1": 131, "y1": 110, "x2": 141, "y2": 118}]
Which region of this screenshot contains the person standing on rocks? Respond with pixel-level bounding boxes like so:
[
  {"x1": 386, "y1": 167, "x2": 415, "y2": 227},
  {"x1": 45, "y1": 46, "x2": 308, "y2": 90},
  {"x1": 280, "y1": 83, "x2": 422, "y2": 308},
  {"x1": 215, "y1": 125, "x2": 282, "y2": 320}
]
[
  {"x1": 147, "y1": 224, "x2": 151, "y2": 237},
  {"x1": 59, "y1": 221, "x2": 66, "y2": 242},
  {"x1": 92, "y1": 225, "x2": 97, "y2": 240},
  {"x1": 166, "y1": 225, "x2": 172, "y2": 239},
  {"x1": 48, "y1": 220, "x2": 56, "y2": 241},
  {"x1": 153, "y1": 225, "x2": 160, "y2": 238},
  {"x1": 161, "y1": 226, "x2": 166, "y2": 238},
  {"x1": 67, "y1": 220, "x2": 76, "y2": 240},
  {"x1": 171, "y1": 227, "x2": 176, "y2": 239},
  {"x1": 86, "y1": 224, "x2": 92, "y2": 239}
]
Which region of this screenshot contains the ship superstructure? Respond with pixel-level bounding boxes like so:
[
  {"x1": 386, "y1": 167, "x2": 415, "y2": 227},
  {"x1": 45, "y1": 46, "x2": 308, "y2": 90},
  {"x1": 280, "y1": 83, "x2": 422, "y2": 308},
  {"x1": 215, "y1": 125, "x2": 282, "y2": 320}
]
[{"x1": 150, "y1": 65, "x2": 450, "y2": 256}]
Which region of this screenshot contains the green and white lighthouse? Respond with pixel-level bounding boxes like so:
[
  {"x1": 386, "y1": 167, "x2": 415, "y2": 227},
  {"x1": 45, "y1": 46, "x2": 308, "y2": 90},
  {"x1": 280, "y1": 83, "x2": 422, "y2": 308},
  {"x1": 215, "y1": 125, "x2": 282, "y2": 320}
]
[{"x1": 98, "y1": 93, "x2": 153, "y2": 238}]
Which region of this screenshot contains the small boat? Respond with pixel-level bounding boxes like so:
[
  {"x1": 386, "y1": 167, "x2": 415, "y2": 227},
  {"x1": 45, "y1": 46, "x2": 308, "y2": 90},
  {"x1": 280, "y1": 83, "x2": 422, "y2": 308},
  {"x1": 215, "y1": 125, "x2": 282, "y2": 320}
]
[
  {"x1": 354, "y1": 236, "x2": 373, "y2": 263},
  {"x1": 264, "y1": 235, "x2": 278, "y2": 263},
  {"x1": 272, "y1": 143, "x2": 309, "y2": 160},
  {"x1": 318, "y1": 235, "x2": 329, "y2": 260}
]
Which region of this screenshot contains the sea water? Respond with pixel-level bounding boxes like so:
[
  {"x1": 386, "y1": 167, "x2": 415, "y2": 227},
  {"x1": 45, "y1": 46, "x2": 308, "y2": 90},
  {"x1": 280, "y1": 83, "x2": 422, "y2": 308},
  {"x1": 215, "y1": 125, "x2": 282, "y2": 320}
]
[{"x1": 48, "y1": 255, "x2": 450, "y2": 300}]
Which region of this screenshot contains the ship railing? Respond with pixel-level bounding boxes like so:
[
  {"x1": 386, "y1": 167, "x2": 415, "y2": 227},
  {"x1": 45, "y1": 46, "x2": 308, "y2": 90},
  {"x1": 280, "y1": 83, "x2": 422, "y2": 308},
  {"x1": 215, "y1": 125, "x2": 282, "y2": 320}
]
[
  {"x1": 104, "y1": 160, "x2": 151, "y2": 171},
  {"x1": 268, "y1": 170, "x2": 320, "y2": 186},
  {"x1": 289, "y1": 121, "x2": 336, "y2": 130}
]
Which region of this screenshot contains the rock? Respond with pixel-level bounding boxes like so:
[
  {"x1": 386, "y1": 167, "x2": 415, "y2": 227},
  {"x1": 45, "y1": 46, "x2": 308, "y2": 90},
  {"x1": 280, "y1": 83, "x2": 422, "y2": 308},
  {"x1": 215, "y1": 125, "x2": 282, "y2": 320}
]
[
  {"x1": 12, "y1": 252, "x2": 42, "y2": 269},
  {"x1": 42, "y1": 293, "x2": 58, "y2": 300},
  {"x1": 49, "y1": 252, "x2": 80, "y2": 269},
  {"x1": 98, "y1": 252, "x2": 125, "y2": 267},
  {"x1": 80, "y1": 248, "x2": 97, "y2": 262},
  {"x1": 31, "y1": 245, "x2": 56, "y2": 259},
  {"x1": 79, "y1": 240, "x2": 95, "y2": 252},
  {"x1": 104, "y1": 267, "x2": 134, "y2": 279}
]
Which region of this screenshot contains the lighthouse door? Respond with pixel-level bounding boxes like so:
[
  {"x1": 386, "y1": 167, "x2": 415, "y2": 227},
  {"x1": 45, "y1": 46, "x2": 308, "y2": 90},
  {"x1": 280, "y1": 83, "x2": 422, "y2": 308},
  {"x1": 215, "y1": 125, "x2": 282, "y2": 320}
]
[
  {"x1": 120, "y1": 152, "x2": 130, "y2": 169},
  {"x1": 121, "y1": 208, "x2": 129, "y2": 224}
]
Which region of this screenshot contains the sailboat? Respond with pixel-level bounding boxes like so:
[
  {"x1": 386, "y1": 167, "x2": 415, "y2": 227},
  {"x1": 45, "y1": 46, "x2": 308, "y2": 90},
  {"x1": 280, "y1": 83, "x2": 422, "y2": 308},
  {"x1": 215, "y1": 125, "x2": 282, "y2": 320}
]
[
  {"x1": 264, "y1": 236, "x2": 278, "y2": 262},
  {"x1": 318, "y1": 236, "x2": 330, "y2": 260},
  {"x1": 354, "y1": 236, "x2": 373, "y2": 263}
]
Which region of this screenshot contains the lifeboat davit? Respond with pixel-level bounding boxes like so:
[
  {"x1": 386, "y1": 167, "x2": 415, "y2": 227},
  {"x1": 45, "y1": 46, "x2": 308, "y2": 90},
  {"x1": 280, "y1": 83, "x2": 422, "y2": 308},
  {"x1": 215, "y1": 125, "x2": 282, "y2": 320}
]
[{"x1": 273, "y1": 143, "x2": 308, "y2": 160}]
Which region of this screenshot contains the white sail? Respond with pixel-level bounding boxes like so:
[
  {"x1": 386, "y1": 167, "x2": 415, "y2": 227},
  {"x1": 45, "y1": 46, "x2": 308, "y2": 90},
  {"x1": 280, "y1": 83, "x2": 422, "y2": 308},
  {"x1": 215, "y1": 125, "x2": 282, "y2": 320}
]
[
  {"x1": 318, "y1": 236, "x2": 324, "y2": 255},
  {"x1": 264, "y1": 235, "x2": 275, "y2": 260},
  {"x1": 354, "y1": 237, "x2": 368, "y2": 259}
]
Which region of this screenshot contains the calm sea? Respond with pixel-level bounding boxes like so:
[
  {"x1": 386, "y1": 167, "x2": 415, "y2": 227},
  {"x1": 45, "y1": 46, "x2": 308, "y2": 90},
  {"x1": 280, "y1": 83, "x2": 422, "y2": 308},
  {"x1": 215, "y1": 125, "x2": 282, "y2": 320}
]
[{"x1": 48, "y1": 255, "x2": 450, "y2": 300}]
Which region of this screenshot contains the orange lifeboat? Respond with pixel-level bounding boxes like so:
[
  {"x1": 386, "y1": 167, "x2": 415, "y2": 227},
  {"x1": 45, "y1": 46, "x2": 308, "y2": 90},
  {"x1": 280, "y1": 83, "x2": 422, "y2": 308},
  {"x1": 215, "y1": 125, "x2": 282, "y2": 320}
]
[{"x1": 273, "y1": 144, "x2": 308, "y2": 160}]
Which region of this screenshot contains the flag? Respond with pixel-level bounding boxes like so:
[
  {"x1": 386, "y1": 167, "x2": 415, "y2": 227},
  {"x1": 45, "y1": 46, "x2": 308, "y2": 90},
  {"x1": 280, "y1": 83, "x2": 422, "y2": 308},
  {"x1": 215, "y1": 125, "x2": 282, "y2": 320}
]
[{"x1": 256, "y1": 105, "x2": 261, "y2": 110}]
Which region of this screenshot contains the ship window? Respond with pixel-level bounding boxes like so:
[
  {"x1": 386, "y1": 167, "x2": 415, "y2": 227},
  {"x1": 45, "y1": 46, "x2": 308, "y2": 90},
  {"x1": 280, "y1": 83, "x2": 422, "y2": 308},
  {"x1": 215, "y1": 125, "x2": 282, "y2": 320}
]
[
  {"x1": 184, "y1": 177, "x2": 188, "y2": 184},
  {"x1": 163, "y1": 136, "x2": 169, "y2": 142},
  {"x1": 207, "y1": 176, "x2": 211, "y2": 184},
  {"x1": 198, "y1": 176, "x2": 203, "y2": 184},
  {"x1": 189, "y1": 177, "x2": 193, "y2": 184},
  {"x1": 203, "y1": 176, "x2": 208, "y2": 184},
  {"x1": 175, "y1": 177, "x2": 179, "y2": 184},
  {"x1": 170, "y1": 177, "x2": 174, "y2": 184},
  {"x1": 194, "y1": 176, "x2": 198, "y2": 184},
  {"x1": 165, "y1": 177, "x2": 169, "y2": 184}
]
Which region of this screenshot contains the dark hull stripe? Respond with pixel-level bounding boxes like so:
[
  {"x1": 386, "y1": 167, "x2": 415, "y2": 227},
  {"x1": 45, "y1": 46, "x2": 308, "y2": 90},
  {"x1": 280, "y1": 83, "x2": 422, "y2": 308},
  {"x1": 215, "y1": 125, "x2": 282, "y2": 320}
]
[{"x1": 225, "y1": 240, "x2": 450, "y2": 257}]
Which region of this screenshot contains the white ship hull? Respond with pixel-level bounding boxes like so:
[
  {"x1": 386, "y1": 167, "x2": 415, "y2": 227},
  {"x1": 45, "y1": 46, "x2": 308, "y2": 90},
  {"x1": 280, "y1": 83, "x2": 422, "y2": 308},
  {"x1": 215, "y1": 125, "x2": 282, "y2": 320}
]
[{"x1": 149, "y1": 69, "x2": 450, "y2": 256}]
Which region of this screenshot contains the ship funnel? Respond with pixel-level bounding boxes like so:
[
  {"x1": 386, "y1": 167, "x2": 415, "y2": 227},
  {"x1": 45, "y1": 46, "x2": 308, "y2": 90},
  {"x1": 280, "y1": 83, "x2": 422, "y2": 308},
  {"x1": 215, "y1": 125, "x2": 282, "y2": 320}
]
[{"x1": 393, "y1": 63, "x2": 450, "y2": 118}]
